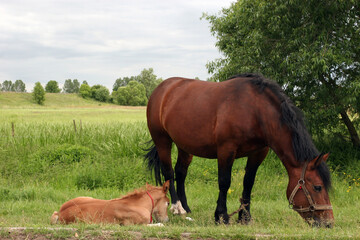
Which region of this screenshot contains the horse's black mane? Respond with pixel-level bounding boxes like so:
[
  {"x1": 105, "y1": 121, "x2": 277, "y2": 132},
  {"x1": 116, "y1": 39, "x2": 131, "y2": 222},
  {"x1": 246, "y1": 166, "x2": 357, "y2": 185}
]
[{"x1": 229, "y1": 73, "x2": 331, "y2": 190}]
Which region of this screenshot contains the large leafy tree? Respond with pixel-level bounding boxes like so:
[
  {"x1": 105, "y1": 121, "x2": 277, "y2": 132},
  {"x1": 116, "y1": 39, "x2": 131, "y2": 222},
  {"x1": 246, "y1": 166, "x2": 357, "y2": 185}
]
[
  {"x1": 204, "y1": 0, "x2": 360, "y2": 148},
  {"x1": 45, "y1": 80, "x2": 61, "y2": 93}
]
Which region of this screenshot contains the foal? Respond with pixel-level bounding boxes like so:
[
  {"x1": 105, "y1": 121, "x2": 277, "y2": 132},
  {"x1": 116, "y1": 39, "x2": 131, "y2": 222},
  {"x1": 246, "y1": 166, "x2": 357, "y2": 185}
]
[{"x1": 51, "y1": 181, "x2": 170, "y2": 225}]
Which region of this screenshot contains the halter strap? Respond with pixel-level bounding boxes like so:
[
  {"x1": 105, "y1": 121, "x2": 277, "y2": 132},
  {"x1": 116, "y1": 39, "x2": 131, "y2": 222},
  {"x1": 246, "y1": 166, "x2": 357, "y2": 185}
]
[
  {"x1": 146, "y1": 191, "x2": 155, "y2": 223},
  {"x1": 288, "y1": 160, "x2": 332, "y2": 213}
]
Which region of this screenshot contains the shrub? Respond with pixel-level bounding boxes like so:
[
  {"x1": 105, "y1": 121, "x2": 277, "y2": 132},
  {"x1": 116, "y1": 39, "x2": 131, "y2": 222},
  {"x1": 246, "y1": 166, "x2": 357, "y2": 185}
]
[
  {"x1": 79, "y1": 83, "x2": 91, "y2": 98},
  {"x1": 27, "y1": 144, "x2": 96, "y2": 172},
  {"x1": 45, "y1": 80, "x2": 61, "y2": 93},
  {"x1": 32, "y1": 82, "x2": 45, "y2": 105},
  {"x1": 115, "y1": 81, "x2": 147, "y2": 106},
  {"x1": 93, "y1": 86, "x2": 110, "y2": 102}
]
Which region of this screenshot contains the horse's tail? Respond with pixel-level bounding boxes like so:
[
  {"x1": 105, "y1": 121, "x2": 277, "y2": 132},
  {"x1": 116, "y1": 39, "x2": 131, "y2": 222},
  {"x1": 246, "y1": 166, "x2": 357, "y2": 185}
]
[
  {"x1": 144, "y1": 140, "x2": 163, "y2": 185},
  {"x1": 50, "y1": 211, "x2": 59, "y2": 224}
]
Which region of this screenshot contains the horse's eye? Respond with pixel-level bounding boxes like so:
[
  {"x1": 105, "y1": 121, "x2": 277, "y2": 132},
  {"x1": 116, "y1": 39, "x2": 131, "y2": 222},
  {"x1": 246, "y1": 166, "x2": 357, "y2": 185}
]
[{"x1": 313, "y1": 186, "x2": 322, "y2": 192}]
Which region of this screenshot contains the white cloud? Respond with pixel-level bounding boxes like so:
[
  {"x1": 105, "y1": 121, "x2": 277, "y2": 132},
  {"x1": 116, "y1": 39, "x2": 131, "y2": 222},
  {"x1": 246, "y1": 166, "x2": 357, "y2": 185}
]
[{"x1": 0, "y1": 0, "x2": 233, "y2": 91}]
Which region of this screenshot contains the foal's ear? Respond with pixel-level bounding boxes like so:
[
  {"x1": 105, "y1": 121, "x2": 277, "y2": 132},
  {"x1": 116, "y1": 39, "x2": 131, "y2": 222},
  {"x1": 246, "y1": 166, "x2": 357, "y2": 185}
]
[{"x1": 163, "y1": 180, "x2": 170, "y2": 193}]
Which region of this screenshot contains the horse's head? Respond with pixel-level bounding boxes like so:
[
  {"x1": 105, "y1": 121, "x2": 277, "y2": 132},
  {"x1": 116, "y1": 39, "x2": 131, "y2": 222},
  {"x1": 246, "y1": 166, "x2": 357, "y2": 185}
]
[
  {"x1": 149, "y1": 180, "x2": 170, "y2": 223},
  {"x1": 287, "y1": 153, "x2": 334, "y2": 227}
]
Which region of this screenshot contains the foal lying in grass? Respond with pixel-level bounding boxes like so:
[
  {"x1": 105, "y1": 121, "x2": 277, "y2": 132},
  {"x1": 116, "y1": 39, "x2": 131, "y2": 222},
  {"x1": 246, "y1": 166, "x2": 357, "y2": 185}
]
[{"x1": 51, "y1": 181, "x2": 170, "y2": 225}]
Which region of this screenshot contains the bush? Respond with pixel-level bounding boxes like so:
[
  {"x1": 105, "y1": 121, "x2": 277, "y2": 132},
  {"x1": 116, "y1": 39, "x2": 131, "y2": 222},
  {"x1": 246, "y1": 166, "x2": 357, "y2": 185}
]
[
  {"x1": 115, "y1": 81, "x2": 147, "y2": 106},
  {"x1": 25, "y1": 144, "x2": 96, "y2": 175},
  {"x1": 79, "y1": 83, "x2": 91, "y2": 98},
  {"x1": 93, "y1": 86, "x2": 110, "y2": 102},
  {"x1": 32, "y1": 82, "x2": 45, "y2": 105},
  {"x1": 45, "y1": 80, "x2": 61, "y2": 93}
]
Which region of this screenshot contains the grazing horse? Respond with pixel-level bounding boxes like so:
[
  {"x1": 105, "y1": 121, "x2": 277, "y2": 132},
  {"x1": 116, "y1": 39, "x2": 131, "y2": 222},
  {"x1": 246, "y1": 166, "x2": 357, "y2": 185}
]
[
  {"x1": 145, "y1": 74, "x2": 333, "y2": 227},
  {"x1": 51, "y1": 181, "x2": 170, "y2": 225}
]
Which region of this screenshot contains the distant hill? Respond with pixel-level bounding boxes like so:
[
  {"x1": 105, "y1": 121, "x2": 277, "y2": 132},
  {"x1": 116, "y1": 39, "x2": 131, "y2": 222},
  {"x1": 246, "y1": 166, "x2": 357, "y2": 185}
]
[{"x1": 0, "y1": 92, "x2": 115, "y2": 108}]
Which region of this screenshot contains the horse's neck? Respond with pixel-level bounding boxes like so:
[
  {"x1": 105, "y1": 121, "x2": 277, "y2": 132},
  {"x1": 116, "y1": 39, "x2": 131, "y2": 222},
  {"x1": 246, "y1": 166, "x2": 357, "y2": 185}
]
[
  {"x1": 267, "y1": 129, "x2": 300, "y2": 173},
  {"x1": 118, "y1": 193, "x2": 153, "y2": 209}
]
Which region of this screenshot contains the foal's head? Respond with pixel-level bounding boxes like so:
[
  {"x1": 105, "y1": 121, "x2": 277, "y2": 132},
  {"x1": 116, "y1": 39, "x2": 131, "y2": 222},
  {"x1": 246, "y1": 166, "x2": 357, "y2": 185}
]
[
  {"x1": 287, "y1": 153, "x2": 334, "y2": 227},
  {"x1": 148, "y1": 180, "x2": 170, "y2": 222}
]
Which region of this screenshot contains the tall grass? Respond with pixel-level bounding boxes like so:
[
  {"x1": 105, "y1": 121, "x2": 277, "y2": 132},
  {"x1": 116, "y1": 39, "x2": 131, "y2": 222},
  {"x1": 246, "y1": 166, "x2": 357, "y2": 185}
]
[{"x1": 0, "y1": 105, "x2": 359, "y2": 239}]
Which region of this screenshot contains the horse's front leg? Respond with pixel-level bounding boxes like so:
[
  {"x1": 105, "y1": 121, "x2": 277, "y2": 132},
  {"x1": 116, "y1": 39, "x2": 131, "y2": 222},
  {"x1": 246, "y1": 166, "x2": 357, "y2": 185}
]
[
  {"x1": 238, "y1": 147, "x2": 268, "y2": 224},
  {"x1": 215, "y1": 148, "x2": 235, "y2": 224}
]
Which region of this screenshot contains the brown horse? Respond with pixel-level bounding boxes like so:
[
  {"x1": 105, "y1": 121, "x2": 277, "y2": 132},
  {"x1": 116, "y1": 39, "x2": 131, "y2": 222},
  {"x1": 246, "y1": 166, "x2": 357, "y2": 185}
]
[
  {"x1": 51, "y1": 181, "x2": 170, "y2": 225},
  {"x1": 145, "y1": 74, "x2": 333, "y2": 227}
]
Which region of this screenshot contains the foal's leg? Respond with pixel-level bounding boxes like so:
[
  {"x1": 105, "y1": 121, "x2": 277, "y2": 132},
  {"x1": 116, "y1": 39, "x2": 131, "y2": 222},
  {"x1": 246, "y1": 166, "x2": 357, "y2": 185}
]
[
  {"x1": 175, "y1": 148, "x2": 193, "y2": 213},
  {"x1": 156, "y1": 138, "x2": 186, "y2": 215},
  {"x1": 215, "y1": 145, "x2": 236, "y2": 224},
  {"x1": 238, "y1": 147, "x2": 269, "y2": 224}
]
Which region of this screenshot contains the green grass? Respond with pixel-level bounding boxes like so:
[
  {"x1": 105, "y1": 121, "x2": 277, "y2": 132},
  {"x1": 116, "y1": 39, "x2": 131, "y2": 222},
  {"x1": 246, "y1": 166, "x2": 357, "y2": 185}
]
[
  {"x1": 0, "y1": 93, "x2": 360, "y2": 239},
  {"x1": 0, "y1": 92, "x2": 116, "y2": 108}
]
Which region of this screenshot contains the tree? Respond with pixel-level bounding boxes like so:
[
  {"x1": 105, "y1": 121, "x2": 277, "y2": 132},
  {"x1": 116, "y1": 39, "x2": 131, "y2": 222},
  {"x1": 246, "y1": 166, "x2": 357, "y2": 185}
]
[
  {"x1": 45, "y1": 80, "x2": 61, "y2": 93},
  {"x1": 137, "y1": 68, "x2": 162, "y2": 99},
  {"x1": 93, "y1": 86, "x2": 110, "y2": 102},
  {"x1": 112, "y1": 76, "x2": 138, "y2": 92},
  {"x1": 72, "y1": 79, "x2": 80, "y2": 93},
  {"x1": 90, "y1": 85, "x2": 102, "y2": 99},
  {"x1": 79, "y1": 83, "x2": 92, "y2": 98},
  {"x1": 63, "y1": 79, "x2": 80, "y2": 93},
  {"x1": 2, "y1": 80, "x2": 14, "y2": 92},
  {"x1": 115, "y1": 81, "x2": 147, "y2": 106},
  {"x1": 33, "y1": 82, "x2": 45, "y2": 105},
  {"x1": 204, "y1": 0, "x2": 360, "y2": 148},
  {"x1": 13, "y1": 80, "x2": 26, "y2": 92}
]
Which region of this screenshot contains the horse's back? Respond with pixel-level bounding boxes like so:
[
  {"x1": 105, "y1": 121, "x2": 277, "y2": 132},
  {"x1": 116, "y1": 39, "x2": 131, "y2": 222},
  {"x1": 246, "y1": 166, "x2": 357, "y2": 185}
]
[
  {"x1": 57, "y1": 197, "x2": 112, "y2": 224},
  {"x1": 147, "y1": 77, "x2": 266, "y2": 157}
]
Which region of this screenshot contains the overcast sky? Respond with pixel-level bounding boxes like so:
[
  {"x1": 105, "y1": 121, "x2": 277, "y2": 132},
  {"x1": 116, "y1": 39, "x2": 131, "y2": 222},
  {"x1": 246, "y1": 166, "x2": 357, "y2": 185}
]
[{"x1": 0, "y1": 0, "x2": 234, "y2": 91}]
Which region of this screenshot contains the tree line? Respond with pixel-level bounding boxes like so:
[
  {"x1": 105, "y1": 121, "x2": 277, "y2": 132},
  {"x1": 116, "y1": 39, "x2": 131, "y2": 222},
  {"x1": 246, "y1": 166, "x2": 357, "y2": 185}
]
[{"x1": 8, "y1": 68, "x2": 163, "y2": 106}]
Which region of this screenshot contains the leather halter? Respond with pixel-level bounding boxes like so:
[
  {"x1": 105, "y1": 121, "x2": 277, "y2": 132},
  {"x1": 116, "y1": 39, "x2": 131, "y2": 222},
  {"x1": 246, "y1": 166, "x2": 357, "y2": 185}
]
[
  {"x1": 288, "y1": 160, "x2": 332, "y2": 213},
  {"x1": 146, "y1": 191, "x2": 155, "y2": 223}
]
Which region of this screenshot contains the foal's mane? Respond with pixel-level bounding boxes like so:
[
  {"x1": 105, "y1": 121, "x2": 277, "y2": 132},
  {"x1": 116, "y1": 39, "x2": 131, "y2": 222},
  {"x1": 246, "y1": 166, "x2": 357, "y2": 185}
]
[
  {"x1": 229, "y1": 73, "x2": 331, "y2": 189},
  {"x1": 120, "y1": 185, "x2": 157, "y2": 200}
]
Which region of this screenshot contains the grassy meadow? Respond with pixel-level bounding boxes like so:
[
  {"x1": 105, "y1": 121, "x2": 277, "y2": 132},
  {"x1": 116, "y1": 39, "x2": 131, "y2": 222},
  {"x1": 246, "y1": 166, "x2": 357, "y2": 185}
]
[{"x1": 0, "y1": 92, "x2": 359, "y2": 239}]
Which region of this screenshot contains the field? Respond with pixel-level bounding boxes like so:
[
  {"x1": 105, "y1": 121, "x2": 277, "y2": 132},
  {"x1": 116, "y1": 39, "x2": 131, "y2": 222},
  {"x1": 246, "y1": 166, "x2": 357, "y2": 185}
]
[{"x1": 0, "y1": 93, "x2": 359, "y2": 239}]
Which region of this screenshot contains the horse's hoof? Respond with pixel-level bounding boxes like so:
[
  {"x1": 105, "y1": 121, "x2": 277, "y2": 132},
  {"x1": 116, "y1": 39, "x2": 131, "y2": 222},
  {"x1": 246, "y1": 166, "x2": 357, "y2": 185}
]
[
  {"x1": 215, "y1": 213, "x2": 229, "y2": 225},
  {"x1": 237, "y1": 209, "x2": 251, "y2": 225},
  {"x1": 170, "y1": 201, "x2": 187, "y2": 215}
]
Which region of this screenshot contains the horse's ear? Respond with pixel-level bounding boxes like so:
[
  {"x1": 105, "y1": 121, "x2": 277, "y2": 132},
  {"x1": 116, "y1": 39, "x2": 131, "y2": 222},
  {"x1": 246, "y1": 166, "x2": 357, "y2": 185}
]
[
  {"x1": 322, "y1": 153, "x2": 330, "y2": 162},
  {"x1": 312, "y1": 152, "x2": 330, "y2": 169},
  {"x1": 163, "y1": 180, "x2": 170, "y2": 193}
]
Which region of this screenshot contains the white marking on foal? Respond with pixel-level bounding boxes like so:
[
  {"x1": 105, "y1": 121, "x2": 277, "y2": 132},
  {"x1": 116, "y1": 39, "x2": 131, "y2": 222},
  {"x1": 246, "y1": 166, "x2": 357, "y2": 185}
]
[{"x1": 170, "y1": 201, "x2": 187, "y2": 215}]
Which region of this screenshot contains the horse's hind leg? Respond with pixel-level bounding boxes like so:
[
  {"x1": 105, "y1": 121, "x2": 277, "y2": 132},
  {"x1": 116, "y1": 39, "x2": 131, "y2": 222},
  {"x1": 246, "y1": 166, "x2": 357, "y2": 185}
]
[
  {"x1": 50, "y1": 211, "x2": 59, "y2": 224},
  {"x1": 238, "y1": 147, "x2": 269, "y2": 224},
  {"x1": 175, "y1": 148, "x2": 193, "y2": 213},
  {"x1": 156, "y1": 138, "x2": 186, "y2": 215}
]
